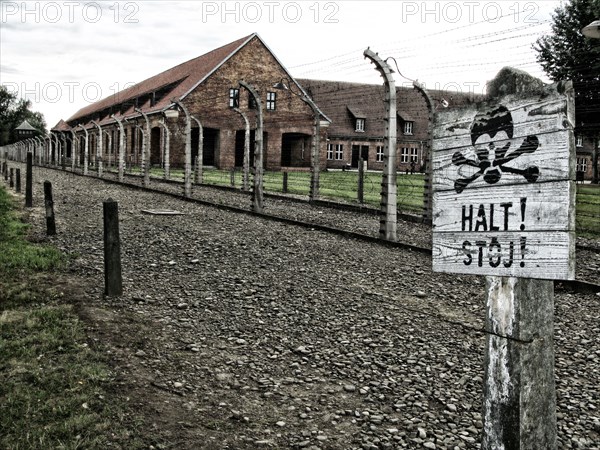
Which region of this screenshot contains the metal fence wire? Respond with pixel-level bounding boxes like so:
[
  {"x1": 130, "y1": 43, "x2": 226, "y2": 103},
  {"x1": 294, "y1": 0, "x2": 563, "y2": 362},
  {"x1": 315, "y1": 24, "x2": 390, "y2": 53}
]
[{"x1": 2, "y1": 154, "x2": 599, "y2": 236}]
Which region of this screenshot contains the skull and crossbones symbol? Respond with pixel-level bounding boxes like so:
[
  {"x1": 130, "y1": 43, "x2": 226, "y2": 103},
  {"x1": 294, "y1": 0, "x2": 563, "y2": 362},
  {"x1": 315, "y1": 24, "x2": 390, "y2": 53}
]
[{"x1": 452, "y1": 105, "x2": 540, "y2": 194}]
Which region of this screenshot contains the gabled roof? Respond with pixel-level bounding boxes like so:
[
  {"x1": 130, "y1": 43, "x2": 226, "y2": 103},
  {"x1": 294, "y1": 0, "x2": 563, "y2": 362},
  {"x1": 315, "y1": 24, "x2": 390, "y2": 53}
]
[
  {"x1": 347, "y1": 106, "x2": 367, "y2": 119},
  {"x1": 15, "y1": 120, "x2": 37, "y2": 131},
  {"x1": 297, "y1": 79, "x2": 481, "y2": 140},
  {"x1": 51, "y1": 119, "x2": 70, "y2": 131},
  {"x1": 67, "y1": 33, "x2": 257, "y2": 123}
]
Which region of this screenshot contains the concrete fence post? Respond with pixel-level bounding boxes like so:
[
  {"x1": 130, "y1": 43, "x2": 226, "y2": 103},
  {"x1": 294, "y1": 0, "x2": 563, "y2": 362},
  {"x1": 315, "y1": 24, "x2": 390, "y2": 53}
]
[
  {"x1": 44, "y1": 181, "x2": 56, "y2": 236},
  {"x1": 9, "y1": 168, "x2": 14, "y2": 188},
  {"x1": 103, "y1": 198, "x2": 123, "y2": 296}
]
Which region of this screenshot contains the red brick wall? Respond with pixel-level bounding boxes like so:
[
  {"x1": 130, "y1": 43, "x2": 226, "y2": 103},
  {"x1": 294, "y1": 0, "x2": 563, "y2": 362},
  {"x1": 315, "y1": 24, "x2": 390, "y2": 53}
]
[{"x1": 177, "y1": 36, "x2": 316, "y2": 170}]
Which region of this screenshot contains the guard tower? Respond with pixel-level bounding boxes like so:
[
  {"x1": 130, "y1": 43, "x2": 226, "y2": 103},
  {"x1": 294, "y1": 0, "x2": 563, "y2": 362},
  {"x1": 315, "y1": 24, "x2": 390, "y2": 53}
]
[{"x1": 15, "y1": 120, "x2": 37, "y2": 142}]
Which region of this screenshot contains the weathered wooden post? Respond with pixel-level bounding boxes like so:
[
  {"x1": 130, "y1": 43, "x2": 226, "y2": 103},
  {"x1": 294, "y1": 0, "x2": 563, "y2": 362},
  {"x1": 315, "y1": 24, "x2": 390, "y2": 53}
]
[
  {"x1": 25, "y1": 152, "x2": 33, "y2": 207},
  {"x1": 44, "y1": 181, "x2": 56, "y2": 236},
  {"x1": 283, "y1": 171, "x2": 288, "y2": 193},
  {"x1": 15, "y1": 168, "x2": 21, "y2": 193},
  {"x1": 357, "y1": 158, "x2": 364, "y2": 204},
  {"x1": 9, "y1": 168, "x2": 14, "y2": 188},
  {"x1": 432, "y1": 68, "x2": 575, "y2": 450},
  {"x1": 230, "y1": 168, "x2": 235, "y2": 187},
  {"x1": 103, "y1": 198, "x2": 122, "y2": 296}
]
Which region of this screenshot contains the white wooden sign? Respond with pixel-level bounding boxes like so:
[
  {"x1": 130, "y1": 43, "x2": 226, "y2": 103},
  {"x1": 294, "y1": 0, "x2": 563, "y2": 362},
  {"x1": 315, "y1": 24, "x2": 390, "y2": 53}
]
[{"x1": 432, "y1": 82, "x2": 576, "y2": 280}]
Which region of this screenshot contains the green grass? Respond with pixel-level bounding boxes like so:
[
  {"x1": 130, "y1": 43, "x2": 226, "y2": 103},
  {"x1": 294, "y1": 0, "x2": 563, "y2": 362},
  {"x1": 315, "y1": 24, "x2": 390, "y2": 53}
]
[
  {"x1": 0, "y1": 186, "x2": 145, "y2": 449},
  {"x1": 120, "y1": 165, "x2": 600, "y2": 236},
  {"x1": 576, "y1": 184, "x2": 600, "y2": 237},
  {"x1": 0, "y1": 190, "x2": 63, "y2": 276}
]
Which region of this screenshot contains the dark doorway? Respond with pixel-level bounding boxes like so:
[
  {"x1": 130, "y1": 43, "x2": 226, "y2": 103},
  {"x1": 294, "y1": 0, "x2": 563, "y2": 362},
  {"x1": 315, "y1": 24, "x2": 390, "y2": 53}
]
[
  {"x1": 191, "y1": 127, "x2": 200, "y2": 163},
  {"x1": 66, "y1": 139, "x2": 72, "y2": 159},
  {"x1": 235, "y1": 129, "x2": 255, "y2": 168},
  {"x1": 192, "y1": 127, "x2": 219, "y2": 166},
  {"x1": 351, "y1": 145, "x2": 369, "y2": 168},
  {"x1": 150, "y1": 127, "x2": 161, "y2": 166},
  {"x1": 281, "y1": 133, "x2": 310, "y2": 167},
  {"x1": 203, "y1": 128, "x2": 218, "y2": 166}
]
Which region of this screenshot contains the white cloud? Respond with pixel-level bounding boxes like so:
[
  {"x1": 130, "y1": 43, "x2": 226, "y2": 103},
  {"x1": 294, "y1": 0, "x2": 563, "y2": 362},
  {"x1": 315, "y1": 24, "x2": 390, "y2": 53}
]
[{"x1": 0, "y1": 0, "x2": 562, "y2": 129}]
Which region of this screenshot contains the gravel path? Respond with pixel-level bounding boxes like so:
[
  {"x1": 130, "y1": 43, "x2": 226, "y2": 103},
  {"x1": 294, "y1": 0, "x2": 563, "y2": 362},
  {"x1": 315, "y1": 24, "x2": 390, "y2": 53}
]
[{"x1": 8, "y1": 165, "x2": 600, "y2": 449}]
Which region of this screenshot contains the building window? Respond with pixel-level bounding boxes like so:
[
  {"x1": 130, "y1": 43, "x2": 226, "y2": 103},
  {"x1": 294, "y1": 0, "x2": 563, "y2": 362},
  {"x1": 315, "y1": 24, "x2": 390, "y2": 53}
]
[
  {"x1": 355, "y1": 118, "x2": 365, "y2": 132},
  {"x1": 401, "y1": 147, "x2": 409, "y2": 163},
  {"x1": 266, "y1": 92, "x2": 276, "y2": 110},
  {"x1": 327, "y1": 144, "x2": 334, "y2": 160},
  {"x1": 229, "y1": 88, "x2": 239, "y2": 108},
  {"x1": 404, "y1": 121, "x2": 414, "y2": 135},
  {"x1": 376, "y1": 145, "x2": 384, "y2": 162},
  {"x1": 577, "y1": 157, "x2": 588, "y2": 172},
  {"x1": 335, "y1": 144, "x2": 344, "y2": 160},
  {"x1": 576, "y1": 135, "x2": 583, "y2": 147},
  {"x1": 410, "y1": 147, "x2": 419, "y2": 162}
]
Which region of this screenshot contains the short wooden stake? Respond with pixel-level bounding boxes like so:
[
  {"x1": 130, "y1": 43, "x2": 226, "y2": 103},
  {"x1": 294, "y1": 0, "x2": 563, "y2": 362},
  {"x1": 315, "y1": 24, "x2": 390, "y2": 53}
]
[
  {"x1": 230, "y1": 168, "x2": 235, "y2": 187},
  {"x1": 283, "y1": 171, "x2": 288, "y2": 193},
  {"x1": 15, "y1": 169, "x2": 21, "y2": 193},
  {"x1": 483, "y1": 277, "x2": 556, "y2": 449},
  {"x1": 9, "y1": 168, "x2": 14, "y2": 187},
  {"x1": 103, "y1": 198, "x2": 122, "y2": 296},
  {"x1": 43, "y1": 181, "x2": 56, "y2": 236},
  {"x1": 25, "y1": 153, "x2": 33, "y2": 207}
]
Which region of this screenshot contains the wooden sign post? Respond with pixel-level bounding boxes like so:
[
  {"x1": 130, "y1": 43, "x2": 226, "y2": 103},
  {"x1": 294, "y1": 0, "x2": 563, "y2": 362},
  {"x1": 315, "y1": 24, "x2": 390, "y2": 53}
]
[{"x1": 432, "y1": 68, "x2": 575, "y2": 449}]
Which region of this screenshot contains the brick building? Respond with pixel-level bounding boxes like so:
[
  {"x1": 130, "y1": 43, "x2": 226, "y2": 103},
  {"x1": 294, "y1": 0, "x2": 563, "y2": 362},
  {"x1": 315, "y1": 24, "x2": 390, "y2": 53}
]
[
  {"x1": 60, "y1": 33, "x2": 329, "y2": 171},
  {"x1": 574, "y1": 133, "x2": 599, "y2": 181},
  {"x1": 297, "y1": 79, "x2": 481, "y2": 173}
]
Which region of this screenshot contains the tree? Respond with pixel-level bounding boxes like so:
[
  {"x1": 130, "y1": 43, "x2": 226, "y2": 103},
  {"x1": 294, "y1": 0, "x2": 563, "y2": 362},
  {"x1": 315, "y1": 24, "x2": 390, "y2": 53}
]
[
  {"x1": 0, "y1": 85, "x2": 47, "y2": 146},
  {"x1": 534, "y1": 0, "x2": 600, "y2": 182}
]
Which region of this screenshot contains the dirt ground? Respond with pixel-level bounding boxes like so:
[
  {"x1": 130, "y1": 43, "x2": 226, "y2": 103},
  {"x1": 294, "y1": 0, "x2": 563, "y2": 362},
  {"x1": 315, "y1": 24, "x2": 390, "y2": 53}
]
[{"x1": 13, "y1": 166, "x2": 600, "y2": 449}]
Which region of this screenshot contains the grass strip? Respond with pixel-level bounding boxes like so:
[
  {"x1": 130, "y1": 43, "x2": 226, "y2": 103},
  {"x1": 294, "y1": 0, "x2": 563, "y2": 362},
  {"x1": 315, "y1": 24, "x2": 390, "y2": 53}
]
[{"x1": 0, "y1": 186, "x2": 145, "y2": 449}]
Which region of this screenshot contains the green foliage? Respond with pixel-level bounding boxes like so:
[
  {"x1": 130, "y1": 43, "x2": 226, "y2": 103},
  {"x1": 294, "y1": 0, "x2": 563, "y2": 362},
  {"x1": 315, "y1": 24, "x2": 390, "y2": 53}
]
[
  {"x1": 0, "y1": 85, "x2": 47, "y2": 146},
  {"x1": 533, "y1": 0, "x2": 600, "y2": 133}
]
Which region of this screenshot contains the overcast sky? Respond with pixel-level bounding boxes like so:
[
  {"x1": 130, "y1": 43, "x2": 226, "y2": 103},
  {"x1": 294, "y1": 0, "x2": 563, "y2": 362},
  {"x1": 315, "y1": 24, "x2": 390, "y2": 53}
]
[{"x1": 0, "y1": 0, "x2": 563, "y2": 129}]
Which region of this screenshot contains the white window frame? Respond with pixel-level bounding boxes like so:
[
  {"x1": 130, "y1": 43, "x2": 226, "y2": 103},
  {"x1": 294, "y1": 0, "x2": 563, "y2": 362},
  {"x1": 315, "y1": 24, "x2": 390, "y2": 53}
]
[
  {"x1": 335, "y1": 144, "x2": 344, "y2": 160},
  {"x1": 327, "y1": 143, "x2": 334, "y2": 160},
  {"x1": 576, "y1": 135, "x2": 583, "y2": 147},
  {"x1": 376, "y1": 145, "x2": 384, "y2": 162},
  {"x1": 410, "y1": 147, "x2": 418, "y2": 162},
  {"x1": 576, "y1": 157, "x2": 588, "y2": 172},
  {"x1": 355, "y1": 118, "x2": 365, "y2": 132},
  {"x1": 401, "y1": 147, "x2": 409, "y2": 163},
  {"x1": 266, "y1": 92, "x2": 276, "y2": 111},
  {"x1": 404, "y1": 121, "x2": 414, "y2": 135},
  {"x1": 229, "y1": 88, "x2": 239, "y2": 108}
]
